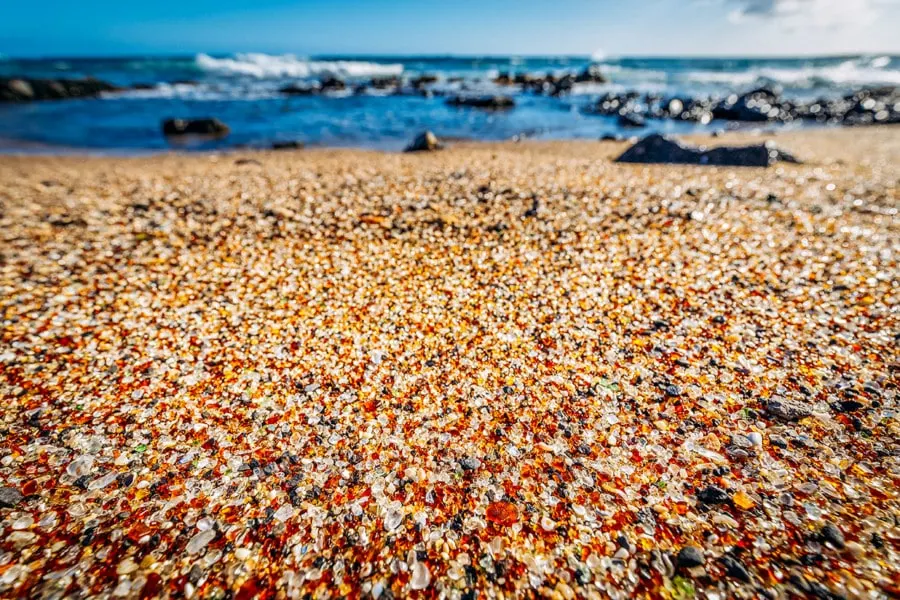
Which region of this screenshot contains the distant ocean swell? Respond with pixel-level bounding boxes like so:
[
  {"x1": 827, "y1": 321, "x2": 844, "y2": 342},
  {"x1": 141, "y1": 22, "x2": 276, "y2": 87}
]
[{"x1": 187, "y1": 53, "x2": 900, "y2": 89}]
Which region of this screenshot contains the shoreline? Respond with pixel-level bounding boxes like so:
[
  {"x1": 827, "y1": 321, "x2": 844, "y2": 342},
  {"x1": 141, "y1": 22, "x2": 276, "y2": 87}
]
[
  {"x1": 0, "y1": 123, "x2": 897, "y2": 163},
  {"x1": 0, "y1": 121, "x2": 894, "y2": 157}
]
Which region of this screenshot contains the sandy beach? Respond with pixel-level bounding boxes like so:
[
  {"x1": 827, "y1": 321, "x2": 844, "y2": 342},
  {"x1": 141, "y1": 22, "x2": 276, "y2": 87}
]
[{"x1": 1, "y1": 127, "x2": 898, "y2": 599}]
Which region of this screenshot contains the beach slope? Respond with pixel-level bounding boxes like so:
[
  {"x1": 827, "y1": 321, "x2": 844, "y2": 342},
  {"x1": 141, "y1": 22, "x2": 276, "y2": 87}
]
[{"x1": 0, "y1": 128, "x2": 898, "y2": 598}]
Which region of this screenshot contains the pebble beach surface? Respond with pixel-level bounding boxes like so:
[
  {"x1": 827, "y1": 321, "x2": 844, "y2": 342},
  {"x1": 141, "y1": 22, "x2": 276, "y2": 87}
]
[{"x1": 1, "y1": 127, "x2": 898, "y2": 599}]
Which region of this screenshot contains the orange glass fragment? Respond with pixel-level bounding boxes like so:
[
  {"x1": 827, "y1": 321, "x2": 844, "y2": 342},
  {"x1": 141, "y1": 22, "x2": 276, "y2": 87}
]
[
  {"x1": 486, "y1": 501, "x2": 519, "y2": 527},
  {"x1": 733, "y1": 491, "x2": 755, "y2": 510}
]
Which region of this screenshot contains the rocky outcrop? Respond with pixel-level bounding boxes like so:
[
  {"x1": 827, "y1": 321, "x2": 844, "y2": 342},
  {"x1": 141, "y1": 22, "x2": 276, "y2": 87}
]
[
  {"x1": 0, "y1": 77, "x2": 120, "y2": 102},
  {"x1": 320, "y1": 77, "x2": 347, "y2": 92},
  {"x1": 405, "y1": 131, "x2": 442, "y2": 152},
  {"x1": 161, "y1": 118, "x2": 230, "y2": 138},
  {"x1": 618, "y1": 113, "x2": 646, "y2": 128},
  {"x1": 574, "y1": 64, "x2": 607, "y2": 84},
  {"x1": 279, "y1": 84, "x2": 319, "y2": 96},
  {"x1": 447, "y1": 95, "x2": 515, "y2": 110},
  {"x1": 591, "y1": 86, "x2": 900, "y2": 127},
  {"x1": 411, "y1": 75, "x2": 439, "y2": 89},
  {"x1": 616, "y1": 134, "x2": 801, "y2": 167}
]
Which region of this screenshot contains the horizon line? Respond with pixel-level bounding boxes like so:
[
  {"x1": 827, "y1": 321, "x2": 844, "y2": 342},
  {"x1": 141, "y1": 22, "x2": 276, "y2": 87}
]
[{"x1": 2, "y1": 50, "x2": 899, "y2": 61}]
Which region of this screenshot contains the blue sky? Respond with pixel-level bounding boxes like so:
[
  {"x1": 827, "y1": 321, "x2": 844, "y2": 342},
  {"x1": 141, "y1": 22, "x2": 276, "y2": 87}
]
[{"x1": 2, "y1": 0, "x2": 899, "y2": 57}]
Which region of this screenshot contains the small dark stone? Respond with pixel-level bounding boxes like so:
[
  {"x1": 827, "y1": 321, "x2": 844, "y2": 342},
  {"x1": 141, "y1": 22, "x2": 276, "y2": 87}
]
[
  {"x1": 769, "y1": 435, "x2": 789, "y2": 449},
  {"x1": 808, "y1": 580, "x2": 847, "y2": 600},
  {"x1": 766, "y1": 397, "x2": 812, "y2": 422},
  {"x1": 459, "y1": 456, "x2": 481, "y2": 471},
  {"x1": 405, "y1": 130, "x2": 442, "y2": 152},
  {"x1": 820, "y1": 522, "x2": 846, "y2": 549},
  {"x1": 832, "y1": 399, "x2": 864, "y2": 413},
  {"x1": 117, "y1": 472, "x2": 134, "y2": 488},
  {"x1": 720, "y1": 555, "x2": 752, "y2": 582},
  {"x1": 676, "y1": 546, "x2": 704, "y2": 568},
  {"x1": 697, "y1": 485, "x2": 730, "y2": 505},
  {"x1": 616, "y1": 535, "x2": 633, "y2": 552},
  {"x1": 0, "y1": 486, "x2": 24, "y2": 508},
  {"x1": 188, "y1": 564, "x2": 204, "y2": 585}
]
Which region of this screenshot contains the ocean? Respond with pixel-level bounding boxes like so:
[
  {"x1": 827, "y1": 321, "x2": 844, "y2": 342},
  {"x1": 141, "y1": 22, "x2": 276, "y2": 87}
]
[{"x1": 1, "y1": 53, "x2": 898, "y2": 152}]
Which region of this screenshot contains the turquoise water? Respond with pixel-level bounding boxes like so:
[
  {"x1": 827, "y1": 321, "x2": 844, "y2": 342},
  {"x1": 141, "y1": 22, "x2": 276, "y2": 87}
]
[{"x1": 1, "y1": 54, "x2": 898, "y2": 151}]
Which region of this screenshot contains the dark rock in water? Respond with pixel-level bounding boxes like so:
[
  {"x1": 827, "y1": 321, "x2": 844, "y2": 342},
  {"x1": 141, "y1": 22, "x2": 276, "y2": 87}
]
[
  {"x1": 447, "y1": 95, "x2": 515, "y2": 110},
  {"x1": 0, "y1": 486, "x2": 24, "y2": 508},
  {"x1": 370, "y1": 76, "x2": 400, "y2": 89},
  {"x1": 0, "y1": 77, "x2": 120, "y2": 102},
  {"x1": 720, "y1": 555, "x2": 752, "y2": 583},
  {"x1": 575, "y1": 64, "x2": 608, "y2": 84},
  {"x1": 131, "y1": 83, "x2": 156, "y2": 90},
  {"x1": 320, "y1": 77, "x2": 346, "y2": 92},
  {"x1": 549, "y1": 74, "x2": 576, "y2": 96},
  {"x1": 405, "y1": 131, "x2": 442, "y2": 152},
  {"x1": 618, "y1": 113, "x2": 646, "y2": 128},
  {"x1": 616, "y1": 134, "x2": 800, "y2": 167},
  {"x1": 493, "y1": 72, "x2": 513, "y2": 86},
  {"x1": 766, "y1": 397, "x2": 812, "y2": 422},
  {"x1": 713, "y1": 87, "x2": 785, "y2": 122},
  {"x1": 601, "y1": 134, "x2": 623, "y2": 142},
  {"x1": 271, "y1": 140, "x2": 304, "y2": 150},
  {"x1": 411, "y1": 74, "x2": 439, "y2": 89},
  {"x1": 279, "y1": 84, "x2": 319, "y2": 96},
  {"x1": 676, "y1": 546, "x2": 705, "y2": 568},
  {"x1": 697, "y1": 485, "x2": 730, "y2": 505},
  {"x1": 820, "y1": 523, "x2": 846, "y2": 549},
  {"x1": 162, "y1": 118, "x2": 230, "y2": 138}
]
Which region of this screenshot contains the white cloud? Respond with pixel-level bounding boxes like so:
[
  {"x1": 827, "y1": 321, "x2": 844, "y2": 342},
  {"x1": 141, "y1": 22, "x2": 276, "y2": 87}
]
[{"x1": 726, "y1": 0, "x2": 888, "y2": 28}]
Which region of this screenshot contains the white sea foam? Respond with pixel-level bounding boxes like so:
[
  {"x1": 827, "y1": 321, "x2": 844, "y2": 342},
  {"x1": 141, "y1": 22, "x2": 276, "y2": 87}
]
[
  {"x1": 110, "y1": 83, "x2": 280, "y2": 102},
  {"x1": 681, "y1": 58, "x2": 900, "y2": 88},
  {"x1": 195, "y1": 53, "x2": 404, "y2": 79}
]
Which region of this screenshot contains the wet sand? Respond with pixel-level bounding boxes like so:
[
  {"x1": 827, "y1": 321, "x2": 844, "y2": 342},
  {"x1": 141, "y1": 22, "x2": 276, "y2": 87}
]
[{"x1": 0, "y1": 127, "x2": 898, "y2": 599}]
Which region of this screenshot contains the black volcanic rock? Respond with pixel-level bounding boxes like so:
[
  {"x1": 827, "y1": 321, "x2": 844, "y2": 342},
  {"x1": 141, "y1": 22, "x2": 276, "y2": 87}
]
[
  {"x1": 279, "y1": 83, "x2": 319, "y2": 96},
  {"x1": 616, "y1": 134, "x2": 800, "y2": 167},
  {"x1": 0, "y1": 77, "x2": 120, "y2": 102},
  {"x1": 574, "y1": 64, "x2": 608, "y2": 84},
  {"x1": 320, "y1": 77, "x2": 346, "y2": 92},
  {"x1": 618, "y1": 113, "x2": 646, "y2": 128},
  {"x1": 447, "y1": 95, "x2": 515, "y2": 110}
]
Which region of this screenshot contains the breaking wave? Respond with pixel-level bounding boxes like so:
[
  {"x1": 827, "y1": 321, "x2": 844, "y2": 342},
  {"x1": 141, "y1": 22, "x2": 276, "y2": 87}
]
[
  {"x1": 195, "y1": 53, "x2": 404, "y2": 79},
  {"x1": 679, "y1": 57, "x2": 900, "y2": 88}
]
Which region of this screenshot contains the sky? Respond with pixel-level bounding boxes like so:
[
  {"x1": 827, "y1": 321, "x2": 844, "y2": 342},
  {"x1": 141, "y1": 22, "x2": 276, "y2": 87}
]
[{"x1": 2, "y1": 0, "x2": 899, "y2": 57}]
